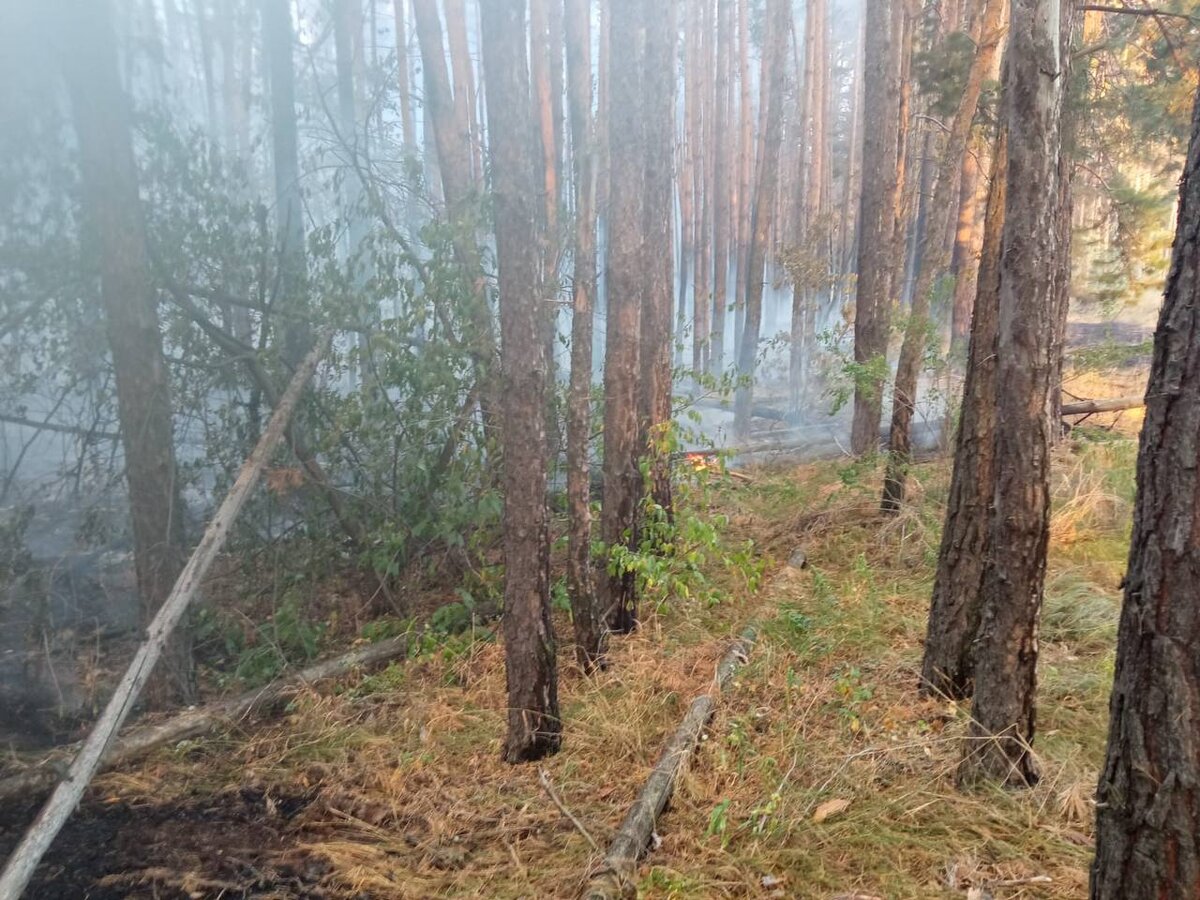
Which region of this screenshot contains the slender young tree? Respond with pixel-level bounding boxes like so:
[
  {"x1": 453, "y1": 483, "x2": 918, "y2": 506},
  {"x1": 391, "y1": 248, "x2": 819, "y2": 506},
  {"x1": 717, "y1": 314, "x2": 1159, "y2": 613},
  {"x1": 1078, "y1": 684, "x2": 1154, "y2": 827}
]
[
  {"x1": 920, "y1": 130, "x2": 1005, "y2": 699},
  {"x1": 733, "y1": 0, "x2": 752, "y2": 355},
  {"x1": 479, "y1": 0, "x2": 561, "y2": 763},
  {"x1": 732, "y1": 0, "x2": 789, "y2": 438},
  {"x1": 564, "y1": 0, "x2": 603, "y2": 669},
  {"x1": 1091, "y1": 87, "x2": 1200, "y2": 900},
  {"x1": 850, "y1": 0, "x2": 903, "y2": 454},
  {"x1": 881, "y1": 0, "x2": 1003, "y2": 512},
  {"x1": 599, "y1": 0, "x2": 647, "y2": 633},
  {"x1": 961, "y1": 0, "x2": 1074, "y2": 786},
  {"x1": 59, "y1": 0, "x2": 193, "y2": 707},
  {"x1": 444, "y1": 0, "x2": 481, "y2": 188}
]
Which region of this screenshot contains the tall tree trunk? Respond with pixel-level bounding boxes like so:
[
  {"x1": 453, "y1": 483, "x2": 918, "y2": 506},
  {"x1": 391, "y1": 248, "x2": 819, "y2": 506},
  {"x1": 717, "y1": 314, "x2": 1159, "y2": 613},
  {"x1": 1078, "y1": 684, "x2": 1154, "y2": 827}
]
[
  {"x1": 882, "y1": 0, "x2": 1003, "y2": 512},
  {"x1": 600, "y1": 0, "x2": 647, "y2": 634},
  {"x1": 392, "y1": 0, "x2": 415, "y2": 149},
  {"x1": 444, "y1": 0, "x2": 481, "y2": 188},
  {"x1": 949, "y1": 142, "x2": 983, "y2": 357},
  {"x1": 479, "y1": 0, "x2": 561, "y2": 764},
  {"x1": 60, "y1": 0, "x2": 193, "y2": 708},
  {"x1": 412, "y1": 0, "x2": 497, "y2": 425},
  {"x1": 732, "y1": 0, "x2": 789, "y2": 438},
  {"x1": 961, "y1": 0, "x2": 1074, "y2": 787},
  {"x1": 692, "y1": 0, "x2": 714, "y2": 377},
  {"x1": 733, "y1": 0, "x2": 752, "y2": 357},
  {"x1": 709, "y1": 0, "x2": 733, "y2": 376},
  {"x1": 1091, "y1": 87, "x2": 1200, "y2": 900},
  {"x1": 262, "y1": 0, "x2": 310, "y2": 368},
  {"x1": 639, "y1": 0, "x2": 677, "y2": 515},
  {"x1": 849, "y1": 0, "x2": 902, "y2": 454},
  {"x1": 564, "y1": 0, "x2": 603, "y2": 670},
  {"x1": 920, "y1": 130, "x2": 1005, "y2": 700}
]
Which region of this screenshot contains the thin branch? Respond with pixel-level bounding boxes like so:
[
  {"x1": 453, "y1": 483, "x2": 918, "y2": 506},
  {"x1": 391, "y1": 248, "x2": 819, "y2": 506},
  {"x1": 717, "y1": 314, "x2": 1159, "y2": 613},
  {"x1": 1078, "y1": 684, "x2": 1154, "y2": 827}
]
[{"x1": 537, "y1": 769, "x2": 600, "y2": 852}]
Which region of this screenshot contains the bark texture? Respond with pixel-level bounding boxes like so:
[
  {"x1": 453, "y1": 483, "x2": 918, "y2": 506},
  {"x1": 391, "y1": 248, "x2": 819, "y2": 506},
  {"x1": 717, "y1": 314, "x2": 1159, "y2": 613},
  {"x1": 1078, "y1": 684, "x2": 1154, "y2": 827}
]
[
  {"x1": 850, "y1": 0, "x2": 902, "y2": 454},
  {"x1": 921, "y1": 131, "x2": 1005, "y2": 700},
  {"x1": 1091, "y1": 88, "x2": 1200, "y2": 900},
  {"x1": 479, "y1": 0, "x2": 561, "y2": 763},
  {"x1": 61, "y1": 0, "x2": 192, "y2": 708},
  {"x1": 962, "y1": 0, "x2": 1074, "y2": 786},
  {"x1": 599, "y1": 0, "x2": 647, "y2": 634},
  {"x1": 564, "y1": 0, "x2": 604, "y2": 670}
]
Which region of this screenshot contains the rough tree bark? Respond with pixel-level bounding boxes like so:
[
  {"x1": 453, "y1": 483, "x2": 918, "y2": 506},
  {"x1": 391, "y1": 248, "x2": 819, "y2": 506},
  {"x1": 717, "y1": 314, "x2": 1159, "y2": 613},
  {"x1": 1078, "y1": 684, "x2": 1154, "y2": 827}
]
[
  {"x1": 479, "y1": 0, "x2": 561, "y2": 763},
  {"x1": 732, "y1": 0, "x2": 790, "y2": 439},
  {"x1": 961, "y1": 0, "x2": 1074, "y2": 786},
  {"x1": 600, "y1": 0, "x2": 647, "y2": 634},
  {"x1": 564, "y1": 0, "x2": 604, "y2": 670},
  {"x1": 850, "y1": 0, "x2": 903, "y2": 454},
  {"x1": 60, "y1": 0, "x2": 193, "y2": 708},
  {"x1": 881, "y1": 0, "x2": 1003, "y2": 512},
  {"x1": 920, "y1": 130, "x2": 1005, "y2": 700},
  {"x1": 1091, "y1": 86, "x2": 1200, "y2": 900},
  {"x1": 638, "y1": 0, "x2": 677, "y2": 516}
]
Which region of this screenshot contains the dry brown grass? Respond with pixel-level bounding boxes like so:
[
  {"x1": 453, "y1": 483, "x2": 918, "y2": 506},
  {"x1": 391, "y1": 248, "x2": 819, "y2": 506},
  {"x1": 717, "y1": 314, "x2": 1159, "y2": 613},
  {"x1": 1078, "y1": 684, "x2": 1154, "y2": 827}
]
[{"x1": 50, "y1": 434, "x2": 1136, "y2": 900}]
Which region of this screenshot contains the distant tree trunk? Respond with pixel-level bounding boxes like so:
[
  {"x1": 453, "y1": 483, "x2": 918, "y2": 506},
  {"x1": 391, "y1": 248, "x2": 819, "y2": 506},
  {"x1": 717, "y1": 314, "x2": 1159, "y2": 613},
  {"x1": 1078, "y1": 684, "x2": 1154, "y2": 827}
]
[
  {"x1": 639, "y1": 0, "x2": 677, "y2": 515},
  {"x1": 692, "y1": 0, "x2": 714, "y2": 377},
  {"x1": 961, "y1": 0, "x2": 1074, "y2": 787},
  {"x1": 479, "y1": 0, "x2": 561, "y2": 764},
  {"x1": 850, "y1": 0, "x2": 902, "y2": 455},
  {"x1": 600, "y1": 0, "x2": 647, "y2": 634},
  {"x1": 677, "y1": 87, "x2": 695, "y2": 369},
  {"x1": 334, "y1": 0, "x2": 367, "y2": 260},
  {"x1": 392, "y1": 0, "x2": 415, "y2": 149},
  {"x1": 444, "y1": 0, "x2": 481, "y2": 188},
  {"x1": 881, "y1": 0, "x2": 1002, "y2": 512},
  {"x1": 732, "y1": 0, "x2": 789, "y2": 438},
  {"x1": 1091, "y1": 88, "x2": 1200, "y2": 900},
  {"x1": 734, "y1": 0, "x2": 752, "y2": 356},
  {"x1": 564, "y1": 0, "x2": 603, "y2": 670},
  {"x1": 839, "y1": 20, "x2": 864, "y2": 282},
  {"x1": 949, "y1": 144, "x2": 983, "y2": 358},
  {"x1": 709, "y1": 0, "x2": 733, "y2": 377},
  {"x1": 920, "y1": 130, "x2": 1005, "y2": 700},
  {"x1": 60, "y1": 0, "x2": 193, "y2": 708},
  {"x1": 412, "y1": 0, "x2": 497, "y2": 425},
  {"x1": 262, "y1": 0, "x2": 310, "y2": 368}
]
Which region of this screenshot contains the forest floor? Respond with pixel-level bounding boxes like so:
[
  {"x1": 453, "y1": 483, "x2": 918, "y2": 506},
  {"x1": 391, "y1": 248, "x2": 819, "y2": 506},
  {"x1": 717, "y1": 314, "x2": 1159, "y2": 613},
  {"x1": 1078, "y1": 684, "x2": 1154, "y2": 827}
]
[{"x1": 0, "y1": 349, "x2": 1147, "y2": 899}]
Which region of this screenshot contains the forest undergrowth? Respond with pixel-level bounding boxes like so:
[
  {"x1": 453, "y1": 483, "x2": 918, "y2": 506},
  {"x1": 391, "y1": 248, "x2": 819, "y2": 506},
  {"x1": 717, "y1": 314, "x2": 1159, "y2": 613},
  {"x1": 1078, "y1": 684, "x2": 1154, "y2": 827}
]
[{"x1": 0, "y1": 419, "x2": 1138, "y2": 899}]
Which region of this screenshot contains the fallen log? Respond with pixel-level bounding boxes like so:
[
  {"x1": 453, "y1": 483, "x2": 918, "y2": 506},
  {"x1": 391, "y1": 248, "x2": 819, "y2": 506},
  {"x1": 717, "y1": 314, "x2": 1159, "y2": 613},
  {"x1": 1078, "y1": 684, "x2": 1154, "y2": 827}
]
[
  {"x1": 690, "y1": 397, "x2": 792, "y2": 422},
  {"x1": 0, "y1": 633, "x2": 411, "y2": 807},
  {"x1": 582, "y1": 625, "x2": 758, "y2": 900},
  {"x1": 0, "y1": 330, "x2": 332, "y2": 900},
  {"x1": 1061, "y1": 395, "x2": 1144, "y2": 416}
]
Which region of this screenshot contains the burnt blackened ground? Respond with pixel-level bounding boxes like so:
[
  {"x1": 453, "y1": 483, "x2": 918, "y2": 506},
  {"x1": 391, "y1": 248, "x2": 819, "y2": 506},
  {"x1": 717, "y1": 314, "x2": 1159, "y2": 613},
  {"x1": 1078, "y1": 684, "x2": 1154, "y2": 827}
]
[{"x1": 0, "y1": 785, "x2": 337, "y2": 899}]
